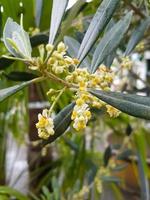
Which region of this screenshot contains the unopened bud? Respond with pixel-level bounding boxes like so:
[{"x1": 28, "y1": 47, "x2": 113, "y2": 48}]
[
  {"x1": 57, "y1": 42, "x2": 66, "y2": 53},
  {"x1": 46, "y1": 44, "x2": 54, "y2": 52}
]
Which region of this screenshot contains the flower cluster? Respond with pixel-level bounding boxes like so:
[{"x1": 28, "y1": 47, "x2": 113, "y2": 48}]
[
  {"x1": 121, "y1": 56, "x2": 133, "y2": 69},
  {"x1": 72, "y1": 186, "x2": 89, "y2": 200},
  {"x1": 71, "y1": 99, "x2": 91, "y2": 131},
  {"x1": 34, "y1": 42, "x2": 121, "y2": 137},
  {"x1": 46, "y1": 42, "x2": 79, "y2": 75},
  {"x1": 29, "y1": 42, "x2": 79, "y2": 74},
  {"x1": 66, "y1": 65, "x2": 114, "y2": 91},
  {"x1": 68, "y1": 65, "x2": 120, "y2": 131},
  {"x1": 36, "y1": 109, "x2": 54, "y2": 140}
]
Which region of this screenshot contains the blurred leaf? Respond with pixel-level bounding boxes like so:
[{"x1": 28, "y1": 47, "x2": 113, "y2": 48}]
[
  {"x1": 4, "y1": 71, "x2": 37, "y2": 81},
  {"x1": 125, "y1": 17, "x2": 150, "y2": 55},
  {"x1": 61, "y1": 0, "x2": 87, "y2": 36},
  {"x1": 42, "y1": 186, "x2": 51, "y2": 200},
  {"x1": 137, "y1": 152, "x2": 149, "y2": 200},
  {"x1": 117, "y1": 149, "x2": 133, "y2": 160},
  {"x1": 49, "y1": 0, "x2": 69, "y2": 44},
  {"x1": 35, "y1": 0, "x2": 43, "y2": 27},
  {"x1": 101, "y1": 176, "x2": 121, "y2": 183},
  {"x1": 104, "y1": 19, "x2": 115, "y2": 33},
  {"x1": 91, "y1": 12, "x2": 132, "y2": 73},
  {"x1": 0, "y1": 5, "x2": 2, "y2": 37},
  {"x1": 77, "y1": 0, "x2": 120, "y2": 63},
  {"x1": 90, "y1": 89, "x2": 150, "y2": 120},
  {"x1": 0, "y1": 57, "x2": 14, "y2": 70},
  {"x1": 39, "y1": 0, "x2": 52, "y2": 31},
  {"x1": 3, "y1": 18, "x2": 32, "y2": 59},
  {"x1": 52, "y1": 177, "x2": 60, "y2": 200},
  {"x1": 30, "y1": 34, "x2": 49, "y2": 47},
  {"x1": 43, "y1": 102, "x2": 75, "y2": 145},
  {"x1": 63, "y1": 136, "x2": 78, "y2": 152},
  {"x1": 103, "y1": 19, "x2": 116, "y2": 67},
  {"x1": 0, "y1": 186, "x2": 28, "y2": 200},
  {"x1": 125, "y1": 124, "x2": 132, "y2": 136},
  {"x1": 103, "y1": 146, "x2": 112, "y2": 167},
  {"x1": 104, "y1": 50, "x2": 116, "y2": 67},
  {"x1": 86, "y1": 160, "x2": 98, "y2": 185},
  {"x1": 134, "y1": 131, "x2": 149, "y2": 200},
  {"x1": 112, "y1": 163, "x2": 128, "y2": 171},
  {"x1": 0, "y1": 0, "x2": 34, "y2": 29},
  {"x1": 64, "y1": 36, "x2": 91, "y2": 69}
]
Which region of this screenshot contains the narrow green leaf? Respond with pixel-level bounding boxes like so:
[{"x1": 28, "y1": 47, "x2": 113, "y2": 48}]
[
  {"x1": 134, "y1": 132, "x2": 149, "y2": 200},
  {"x1": 30, "y1": 34, "x2": 49, "y2": 47},
  {"x1": 0, "y1": 57, "x2": 14, "y2": 70},
  {"x1": 4, "y1": 71, "x2": 37, "y2": 81},
  {"x1": 103, "y1": 146, "x2": 112, "y2": 167},
  {"x1": 0, "y1": 81, "x2": 32, "y2": 103},
  {"x1": 94, "y1": 90, "x2": 150, "y2": 106},
  {"x1": 101, "y1": 176, "x2": 121, "y2": 183},
  {"x1": 64, "y1": 36, "x2": 91, "y2": 69},
  {"x1": 77, "y1": 0, "x2": 120, "y2": 63},
  {"x1": 61, "y1": 0, "x2": 86, "y2": 35},
  {"x1": 0, "y1": 77, "x2": 43, "y2": 103},
  {"x1": 43, "y1": 103, "x2": 75, "y2": 145},
  {"x1": 137, "y1": 152, "x2": 149, "y2": 200},
  {"x1": 0, "y1": 5, "x2": 2, "y2": 37},
  {"x1": 0, "y1": 186, "x2": 28, "y2": 200},
  {"x1": 49, "y1": 0, "x2": 69, "y2": 44},
  {"x1": 35, "y1": 0, "x2": 43, "y2": 27},
  {"x1": 91, "y1": 12, "x2": 132, "y2": 73},
  {"x1": 104, "y1": 51, "x2": 116, "y2": 67},
  {"x1": 125, "y1": 17, "x2": 150, "y2": 56},
  {"x1": 103, "y1": 20, "x2": 116, "y2": 67},
  {"x1": 90, "y1": 89, "x2": 150, "y2": 120}
]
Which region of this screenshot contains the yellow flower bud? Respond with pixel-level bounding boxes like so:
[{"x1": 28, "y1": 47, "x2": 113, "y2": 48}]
[
  {"x1": 53, "y1": 51, "x2": 63, "y2": 59},
  {"x1": 65, "y1": 75, "x2": 73, "y2": 82},
  {"x1": 46, "y1": 44, "x2": 54, "y2": 52},
  {"x1": 73, "y1": 58, "x2": 80, "y2": 65},
  {"x1": 55, "y1": 66, "x2": 64, "y2": 74},
  {"x1": 57, "y1": 42, "x2": 66, "y2": 53}
]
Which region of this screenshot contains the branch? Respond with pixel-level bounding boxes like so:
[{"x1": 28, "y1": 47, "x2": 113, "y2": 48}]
[{"x1": 123, "y1": 0, "x2": 146, "y2": 19}]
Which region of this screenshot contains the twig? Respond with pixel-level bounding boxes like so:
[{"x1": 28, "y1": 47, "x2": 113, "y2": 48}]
[{"x1": 123, "y1": 0, "x2": 146, "y2": 18}]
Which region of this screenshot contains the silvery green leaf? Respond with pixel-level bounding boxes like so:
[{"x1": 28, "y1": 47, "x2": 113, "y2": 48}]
[
  {"x1": 0, "y1": 80, "x2": 33, "y2": 103},
  {"x1": 49, "y1": 0, "x2": 69, "y2": 44},
  {"x1": 125, "y1": 17, "x2": 150, "y2": 56},
  {"x1": 35, "y1": 0, "x2": 43, "y2": 27},
  {"x1": 43, "y1": 102, "x2": 75, "y2": 144},
  {"x1": 90, "y1": 89, "x2": 150, "y2": 120},
  {"x1": 77, "y1": 0, "x2": 120, "y2": 63},
  {"x1": 91, "y1": 12, "x2": 132, "y2": 73},
  {"x1": 64, "y1": 36, "x2": 91, "y2": 69},
  {"x1": 3, "y1": 18, "x2": 32, "y2": 59}
]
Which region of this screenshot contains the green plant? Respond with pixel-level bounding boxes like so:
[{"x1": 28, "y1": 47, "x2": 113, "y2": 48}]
[{"x1": 0, "y1": 0, "x2": 150, "y2": 199}]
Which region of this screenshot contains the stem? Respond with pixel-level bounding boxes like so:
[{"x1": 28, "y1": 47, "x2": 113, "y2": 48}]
[
  {"x1": 2, "y1": 55, "x2": 29, "y2": 62},
  {"x1": 49, "y1": 87, "x2": 66, "y2": 114},
  {"x1": 30, "y1": 76, "x2": 47, "y2": 84},
  {"x1": 44, "y1": 71, "x2": 78, "y2": 89},
  {"x1": 123, "y1": 0, "x2": 146, "y2": 18}
]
